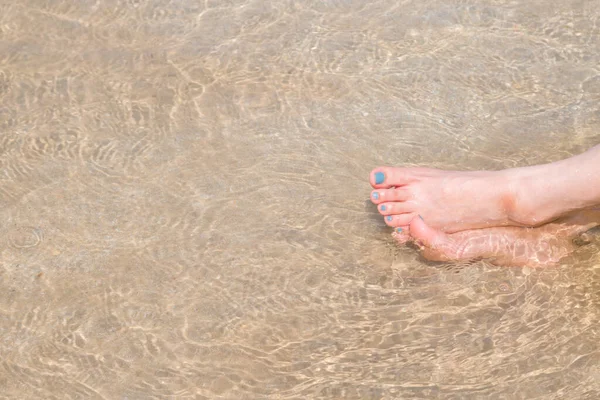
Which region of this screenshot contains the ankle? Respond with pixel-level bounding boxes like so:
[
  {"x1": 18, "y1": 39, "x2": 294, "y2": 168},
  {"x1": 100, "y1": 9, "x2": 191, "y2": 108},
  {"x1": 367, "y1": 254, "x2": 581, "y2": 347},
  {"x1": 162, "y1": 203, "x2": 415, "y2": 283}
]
[
  {"x1": 505, "y1": 166, "x2": 563, "y2": 226},
  {"x1": 496, "y1": 170, "x2": 527, "y2": 225}
]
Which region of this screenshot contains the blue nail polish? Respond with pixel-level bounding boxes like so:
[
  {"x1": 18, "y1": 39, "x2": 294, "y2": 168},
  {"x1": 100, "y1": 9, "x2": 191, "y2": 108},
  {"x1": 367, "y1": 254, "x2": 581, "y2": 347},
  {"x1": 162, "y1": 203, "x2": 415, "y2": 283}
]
[
  {"x1": 386, "y1": 216, "x2": 392, "y2": 222},
  {"x1": 396, "y1": 227, "x2": 402, "y2": 233},
  {"x1": 372, "y1": 192, "x2": 379, "y2": 200},
  {"x1": 381, "y1": 205, "x2": 386, "y2": 211},
  {"x1": 375, "y1": 172, "x2": 385, "y2": 184}
]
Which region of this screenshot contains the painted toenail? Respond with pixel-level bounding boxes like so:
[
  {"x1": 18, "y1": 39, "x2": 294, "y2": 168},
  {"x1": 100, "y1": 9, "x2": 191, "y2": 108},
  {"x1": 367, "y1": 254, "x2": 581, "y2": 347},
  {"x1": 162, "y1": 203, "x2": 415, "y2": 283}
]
[
  {"x1": 386, "y1": 216, "x2": 393, "y2": 222},
  {"x1": 381, "y1": 205, "x2": 386, "y2": 211},
  {"x1": 372, "y1": 192, "x2": 379, "y2": 200},
  {"x1": 396, "y1": 227, "x2": 402, "y2": 233},
  {"x1": 374, "y1": 172, "x2": 385, "y2": 184}
]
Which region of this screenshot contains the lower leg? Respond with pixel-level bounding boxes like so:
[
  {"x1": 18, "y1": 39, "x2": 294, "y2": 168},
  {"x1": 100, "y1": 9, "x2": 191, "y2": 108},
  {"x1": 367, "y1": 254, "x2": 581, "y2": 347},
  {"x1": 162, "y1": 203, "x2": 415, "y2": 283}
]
[{"x1": 509, "y1": 144, "x2": 600, "y2": 225}]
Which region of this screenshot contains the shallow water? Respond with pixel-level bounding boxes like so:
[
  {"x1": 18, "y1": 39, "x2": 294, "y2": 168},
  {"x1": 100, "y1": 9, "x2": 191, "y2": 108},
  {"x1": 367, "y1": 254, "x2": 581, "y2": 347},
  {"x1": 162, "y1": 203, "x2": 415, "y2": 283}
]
[{"x1": 1, "y1": 0, "x2": 600, "y2": 398}]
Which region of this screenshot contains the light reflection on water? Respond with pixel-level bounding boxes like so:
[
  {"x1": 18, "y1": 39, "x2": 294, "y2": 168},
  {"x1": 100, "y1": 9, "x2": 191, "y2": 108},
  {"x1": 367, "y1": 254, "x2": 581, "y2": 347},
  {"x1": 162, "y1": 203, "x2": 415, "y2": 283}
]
[{"x1": 1, "y1": 0, "x2": 600, "y2": 398}]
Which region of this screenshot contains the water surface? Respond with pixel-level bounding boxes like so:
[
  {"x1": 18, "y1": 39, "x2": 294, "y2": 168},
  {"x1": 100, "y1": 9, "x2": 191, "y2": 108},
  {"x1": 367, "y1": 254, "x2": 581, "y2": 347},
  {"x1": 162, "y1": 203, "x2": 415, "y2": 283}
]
[{"x1": 1, "y1": 0, "x2": 600, "y2": 398}]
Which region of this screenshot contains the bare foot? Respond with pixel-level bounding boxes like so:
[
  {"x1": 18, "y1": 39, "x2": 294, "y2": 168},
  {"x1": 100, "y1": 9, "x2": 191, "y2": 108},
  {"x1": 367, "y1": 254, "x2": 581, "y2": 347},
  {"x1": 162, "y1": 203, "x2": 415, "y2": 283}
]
[
  {"x1": 370, "y1": 145, "x2": 600, "y2": 233},
  {"x1": 393, "y1": 210, "x2": 600, "y2": 267}
]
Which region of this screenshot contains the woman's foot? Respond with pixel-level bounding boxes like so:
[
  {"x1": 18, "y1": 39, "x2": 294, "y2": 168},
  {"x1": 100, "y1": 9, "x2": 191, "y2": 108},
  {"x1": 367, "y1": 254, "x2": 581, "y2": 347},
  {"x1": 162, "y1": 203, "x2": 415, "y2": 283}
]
[
  {"x1": 371, "y1": 167, "x2": 519, "y2": 232},
  {"x1": 393, "y1": 210, "x2": 600, "y2": 267},
  {"x1": 370, "y1": 145, "x2": 600, "y2": 233}
]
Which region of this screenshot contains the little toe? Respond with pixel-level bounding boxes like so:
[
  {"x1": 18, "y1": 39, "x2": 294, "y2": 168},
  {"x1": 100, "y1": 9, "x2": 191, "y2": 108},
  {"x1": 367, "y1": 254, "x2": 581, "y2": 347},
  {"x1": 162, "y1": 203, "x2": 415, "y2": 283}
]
[
  {"x1": 370, "y1": 167, "x2": 414, "y2": 189},
  {"x1": 392, "y1": 226, "x2": 411, "y2": 244}
]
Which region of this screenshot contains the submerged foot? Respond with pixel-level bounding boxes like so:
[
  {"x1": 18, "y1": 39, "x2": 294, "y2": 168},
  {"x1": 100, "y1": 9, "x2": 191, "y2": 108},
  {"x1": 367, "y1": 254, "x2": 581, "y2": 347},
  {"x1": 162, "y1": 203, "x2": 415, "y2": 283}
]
[
  {"x1": 393, "y1": 210, "x2": 600, "y2": 267},
  {"x1": 370, "y1": 162, "x2": 595, "y2": 233}
]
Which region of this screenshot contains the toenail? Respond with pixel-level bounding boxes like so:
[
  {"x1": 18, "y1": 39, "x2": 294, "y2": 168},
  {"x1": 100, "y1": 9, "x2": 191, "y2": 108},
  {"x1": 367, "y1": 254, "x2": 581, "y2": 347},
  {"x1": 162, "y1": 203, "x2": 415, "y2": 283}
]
[
  {"x1": 374, "y1": 172, "x2": 385, "y2": 184},
  {"x1": 396, "y1": 227, "x2": 402, "y2": 233},
  {"x1": 386, "y1": 216, "x2": 393, "y2": 222},
  {"x1": 372, "y1": 192, "x2": 379, "y2": 200},
  {"x1": 380, "y1": 205, "x2": 386, "y2": 211}
]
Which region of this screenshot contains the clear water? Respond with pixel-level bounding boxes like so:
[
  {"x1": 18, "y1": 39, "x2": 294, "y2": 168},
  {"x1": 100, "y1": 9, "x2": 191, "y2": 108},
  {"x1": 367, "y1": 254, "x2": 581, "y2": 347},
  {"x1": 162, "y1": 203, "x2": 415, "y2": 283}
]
[{"x1": 1, "y1": 0, "x2": 600, "y2": 398}]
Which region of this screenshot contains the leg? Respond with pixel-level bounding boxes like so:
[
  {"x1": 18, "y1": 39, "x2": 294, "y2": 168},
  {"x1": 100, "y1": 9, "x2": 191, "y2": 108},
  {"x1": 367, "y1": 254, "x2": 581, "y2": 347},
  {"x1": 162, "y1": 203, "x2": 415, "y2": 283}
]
[{"x1": 371, "y1": 144, "x2": 600, "y2": 233}]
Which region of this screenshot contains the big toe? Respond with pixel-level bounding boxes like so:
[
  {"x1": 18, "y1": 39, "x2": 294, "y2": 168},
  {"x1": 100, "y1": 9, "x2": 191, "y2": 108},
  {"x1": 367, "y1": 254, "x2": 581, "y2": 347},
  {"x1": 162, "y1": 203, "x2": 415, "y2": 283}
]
[
  {"x1": 410, "y1": 216, "x2": 444, "y2": 247},
  {"x1": 409, "y1": 216, "x2": 462, "y2": 261},
  {"x1": 370, "y1": 167, "x2": 413, "y2": 189}
]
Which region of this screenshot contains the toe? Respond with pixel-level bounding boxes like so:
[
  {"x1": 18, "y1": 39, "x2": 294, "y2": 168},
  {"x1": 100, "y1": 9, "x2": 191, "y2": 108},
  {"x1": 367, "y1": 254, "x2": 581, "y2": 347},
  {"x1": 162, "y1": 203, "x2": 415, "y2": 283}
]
[
  {"x1": 370, "y1": 187, "x2": 411, "y2": 204},
  {"x1": 377, "y1": 201, "x2": 413, "y2": 215},
  {"x1": 384, "y1": 213, "x2": 417, "y2": 227},
  {"x1": 409, "y1": 215, "x2": 461, "y2": 261},
  {"x1": 391, "y1": 226, "x2": 411, "y2": 244},
  {"x1": 409, "y1": 215, "x2": 446, "y2": 248},
  {"x1": 370, "y1": 167, "x2": 415, "y2": 188}
]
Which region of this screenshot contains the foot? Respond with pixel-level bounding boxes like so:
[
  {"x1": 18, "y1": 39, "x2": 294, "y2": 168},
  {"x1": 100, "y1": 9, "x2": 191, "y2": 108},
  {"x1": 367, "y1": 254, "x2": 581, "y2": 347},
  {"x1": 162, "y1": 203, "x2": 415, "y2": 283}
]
[
  {"x1": 370, "y1": 163, "x2": 596, "y2": 233},
  {"x1": 393, "y1": 210, "x2": 600, "y2": 267}
]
